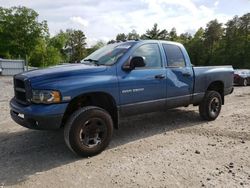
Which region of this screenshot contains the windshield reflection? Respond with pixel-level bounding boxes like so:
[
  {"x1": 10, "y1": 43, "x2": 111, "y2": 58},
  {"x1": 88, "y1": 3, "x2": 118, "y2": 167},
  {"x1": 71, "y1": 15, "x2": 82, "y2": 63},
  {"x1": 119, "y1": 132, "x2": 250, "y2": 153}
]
[{"x1": 81, "y1": 42, "x2": 135, "y2": 66}]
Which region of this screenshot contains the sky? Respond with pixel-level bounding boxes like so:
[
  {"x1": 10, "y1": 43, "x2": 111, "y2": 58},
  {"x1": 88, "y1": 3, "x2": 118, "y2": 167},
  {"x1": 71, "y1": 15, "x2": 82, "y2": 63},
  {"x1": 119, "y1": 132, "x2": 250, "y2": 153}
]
[{"x1": 0, "y1": 0, "x2": 249, "y2": 46}]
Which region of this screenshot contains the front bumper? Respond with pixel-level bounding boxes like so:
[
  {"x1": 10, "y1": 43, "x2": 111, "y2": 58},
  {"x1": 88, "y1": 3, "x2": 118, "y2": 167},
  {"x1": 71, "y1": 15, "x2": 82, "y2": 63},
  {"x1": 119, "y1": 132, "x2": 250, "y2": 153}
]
[{"x1": 10, "y1": 98, "x2": 68, "y2": 130}]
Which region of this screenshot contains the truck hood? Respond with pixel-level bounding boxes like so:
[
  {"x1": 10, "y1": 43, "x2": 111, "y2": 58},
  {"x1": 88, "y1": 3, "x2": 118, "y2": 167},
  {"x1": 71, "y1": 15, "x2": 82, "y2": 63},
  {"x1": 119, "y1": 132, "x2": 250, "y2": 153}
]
[{"x1": 21, "y1": 64, "x2": 107, "y2": 82}]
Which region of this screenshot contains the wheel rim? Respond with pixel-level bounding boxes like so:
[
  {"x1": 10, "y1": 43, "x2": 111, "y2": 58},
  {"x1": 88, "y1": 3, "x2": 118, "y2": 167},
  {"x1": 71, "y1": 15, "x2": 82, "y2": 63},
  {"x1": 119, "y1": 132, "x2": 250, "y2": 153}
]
[
  {"x1": 209, "y1": 97, "x2": 220, "y2": 117},
  {"x1": 79, "y1": 118, "x2": 107, "y2": 148},
  {"x1": 244, "y1": 79, "x2": 247, "y2": 86}
]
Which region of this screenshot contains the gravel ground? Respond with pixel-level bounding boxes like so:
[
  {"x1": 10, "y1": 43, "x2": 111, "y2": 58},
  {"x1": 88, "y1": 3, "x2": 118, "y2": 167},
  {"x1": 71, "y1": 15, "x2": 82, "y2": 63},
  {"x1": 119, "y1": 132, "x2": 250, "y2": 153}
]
[{"x1": 0, "y1": 76, "x2": 249, "y2": 188}]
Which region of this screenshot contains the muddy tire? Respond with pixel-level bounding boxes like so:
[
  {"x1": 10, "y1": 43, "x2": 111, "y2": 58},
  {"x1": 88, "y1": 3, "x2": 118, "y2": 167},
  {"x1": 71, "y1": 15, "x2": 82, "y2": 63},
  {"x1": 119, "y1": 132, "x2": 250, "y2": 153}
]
[
  {"x1": 199, "y1": 91, "x2": 222, "y2": 121},
  {"x1": 64, "y1": 106, "x2": 113, "y2": 157}
]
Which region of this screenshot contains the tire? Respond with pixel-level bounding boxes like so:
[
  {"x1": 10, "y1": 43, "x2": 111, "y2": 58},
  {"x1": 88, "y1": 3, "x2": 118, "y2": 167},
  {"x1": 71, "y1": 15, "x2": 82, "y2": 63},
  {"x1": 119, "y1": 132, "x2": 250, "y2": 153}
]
[
  {"x1": 243, "y1": 79, "x2": 248, "y2": 86},
  {"x1": 64, "y1": 106, "x2": 113, "y2": 157},
  {"x1": 199, "y1": 91, "x2": 222, "y2": 121}
]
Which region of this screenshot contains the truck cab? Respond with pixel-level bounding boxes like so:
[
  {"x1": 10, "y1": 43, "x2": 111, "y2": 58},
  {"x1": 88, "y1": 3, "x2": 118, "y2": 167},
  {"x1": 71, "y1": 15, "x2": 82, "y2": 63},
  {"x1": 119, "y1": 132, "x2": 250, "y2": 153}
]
[{"x1": 118, "y1": 41, "x2": 194, "y2": 115}]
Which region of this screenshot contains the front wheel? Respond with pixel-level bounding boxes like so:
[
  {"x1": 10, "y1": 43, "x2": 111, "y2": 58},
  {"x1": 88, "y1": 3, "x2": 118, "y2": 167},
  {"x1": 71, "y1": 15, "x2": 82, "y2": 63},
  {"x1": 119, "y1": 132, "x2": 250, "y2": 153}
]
[
  {"x1": 199, "y1": 91, "x2": 222, "y2": 121},
  {"x1": 64, "y1": 106, "x2": 113, "y2": 157}
]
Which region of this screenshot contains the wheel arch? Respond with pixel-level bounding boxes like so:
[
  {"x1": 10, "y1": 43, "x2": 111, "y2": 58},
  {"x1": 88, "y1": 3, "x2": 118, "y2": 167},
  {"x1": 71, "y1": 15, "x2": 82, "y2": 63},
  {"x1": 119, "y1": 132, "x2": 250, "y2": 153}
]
[
  {"x1": 62, "y1": 92, "x2": 119, "y2": 129},
  {"x1": 206, "y1": 81, "x2": 224, "y2": 104}
]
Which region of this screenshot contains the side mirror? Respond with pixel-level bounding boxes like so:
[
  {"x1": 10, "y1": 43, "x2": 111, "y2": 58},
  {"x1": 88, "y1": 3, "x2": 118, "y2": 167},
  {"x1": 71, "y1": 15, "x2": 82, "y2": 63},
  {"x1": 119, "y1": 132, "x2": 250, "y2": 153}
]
[{"x1": 123, "y1": 56, "x2": 145, "y2": 71}]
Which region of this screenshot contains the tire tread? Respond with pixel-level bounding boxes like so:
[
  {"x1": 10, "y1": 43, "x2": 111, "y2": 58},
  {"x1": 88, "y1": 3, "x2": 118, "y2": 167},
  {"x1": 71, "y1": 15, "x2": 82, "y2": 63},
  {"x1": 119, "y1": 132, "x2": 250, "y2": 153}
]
[
  {"x1": 64, "y1": 106, "x2": 113, "y2": 157},
  {"x1": 199, "y1": 91, "x2": 222, "y2": 121}
]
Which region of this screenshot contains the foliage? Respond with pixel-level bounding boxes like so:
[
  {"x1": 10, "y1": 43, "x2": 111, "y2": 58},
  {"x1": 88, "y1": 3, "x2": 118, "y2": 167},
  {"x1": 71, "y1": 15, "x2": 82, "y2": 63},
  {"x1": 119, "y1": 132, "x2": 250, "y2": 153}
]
[
  {"x1": 29, "y1": 39, "x2": 47, "y2": 67},
  {"x1": 29, "y1": 39, "x2": 61, "y2": 67},
  {"x1": 45, "y1": 46, "x2": 61, "y2": 66},
  {"x1": 221, "y1": 13, "x2": 250, "y2": 68},
  {"x1": 108, "y1": 13, "x2": 249, "y2": 69},
  {"x1": 107, "y1": 39, "x2": 116, "y2": 44},
  {"x1": 48, "y1": 30, "x2": 69, "y2": 62},
  {"x1": 108, "y1": 29, "x2": 140, "y2": 43},
  {"x1": 66, "y1": 29, "x2": 87, "y2": 63},
  {"x1": 185, "y1": 28, "x2": 205, "y2": 66},
  {"x1": 203, "y1": 19, "x2": 224, "y2": 65},
  {"x1": 141, "y1": 23, "x2": 168, "y2": 40},
  {"x1": 0, "y1": 6, "x2": 48, "y2": 59},
  {"x1": 169, "y1": 28, "x2": 178, "y2": 41},
  {"x1": 116, "y1": 33, "x2": 127, "y2": 41},
  {"x1": 127, "y1": 29, "x2": 140, "y2": 40},
  {"x1": 0, "y1": 6, "x2": 249, "y2": 69},
  {"x1": 87, "y1": 40, "x2": 105, "y2": 54}
]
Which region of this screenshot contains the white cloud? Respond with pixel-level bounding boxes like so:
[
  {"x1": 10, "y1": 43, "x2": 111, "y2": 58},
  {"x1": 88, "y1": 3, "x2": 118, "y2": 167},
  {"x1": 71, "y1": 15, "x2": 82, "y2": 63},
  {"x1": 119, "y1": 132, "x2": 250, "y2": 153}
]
[
  {"x1": 70, "y1": 16, "x2": 89, "y2": 27},
  {"x1": 214, "y1": 1, "x2": 219, "y2": 7},
  {"x1": 0, "y1": 0, "x2": 248, "y2": 46}
]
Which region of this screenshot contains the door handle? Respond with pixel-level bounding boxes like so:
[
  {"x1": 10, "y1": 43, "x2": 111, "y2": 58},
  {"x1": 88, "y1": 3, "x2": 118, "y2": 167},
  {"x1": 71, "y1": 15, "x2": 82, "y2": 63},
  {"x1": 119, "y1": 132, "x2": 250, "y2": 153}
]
[
  {"x1": 182, "y1": 72, "x2": 191, "y2": 77},
  {"x1": 155, "y1": 74, "x2": 165, "y2": 79}
]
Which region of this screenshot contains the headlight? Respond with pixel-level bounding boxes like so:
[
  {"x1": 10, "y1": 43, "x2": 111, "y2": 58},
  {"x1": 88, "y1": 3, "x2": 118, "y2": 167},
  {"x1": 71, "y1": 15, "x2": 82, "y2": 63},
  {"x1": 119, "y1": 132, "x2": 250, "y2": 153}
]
[{"x1": 32, "y1": 90, "x2": 61, "y2": 104}]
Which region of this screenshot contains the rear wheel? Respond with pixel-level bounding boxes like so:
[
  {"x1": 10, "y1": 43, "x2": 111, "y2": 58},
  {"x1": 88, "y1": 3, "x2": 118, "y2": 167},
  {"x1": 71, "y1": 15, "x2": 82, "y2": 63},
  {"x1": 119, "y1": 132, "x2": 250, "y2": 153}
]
[
  {"x1": 64, "y1": 106, "x2": 113, "y2": 157},
  {"x1": 199, "y1": 91, "x2": 222, "y2": 121}
]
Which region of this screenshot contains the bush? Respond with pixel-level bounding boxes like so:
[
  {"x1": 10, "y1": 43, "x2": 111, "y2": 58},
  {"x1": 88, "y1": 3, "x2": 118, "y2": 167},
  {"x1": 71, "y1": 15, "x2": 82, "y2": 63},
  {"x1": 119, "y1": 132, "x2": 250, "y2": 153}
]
[{"x1": 29, "y1": 39, "x2": 61, "y2": 67}]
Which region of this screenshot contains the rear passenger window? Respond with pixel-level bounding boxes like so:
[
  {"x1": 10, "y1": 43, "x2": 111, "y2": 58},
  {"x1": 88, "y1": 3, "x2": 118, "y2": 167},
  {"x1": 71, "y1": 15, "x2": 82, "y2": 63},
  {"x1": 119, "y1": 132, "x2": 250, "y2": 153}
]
[{"x1": 163, "y1": 44, "x2": 186, "y2": 67}]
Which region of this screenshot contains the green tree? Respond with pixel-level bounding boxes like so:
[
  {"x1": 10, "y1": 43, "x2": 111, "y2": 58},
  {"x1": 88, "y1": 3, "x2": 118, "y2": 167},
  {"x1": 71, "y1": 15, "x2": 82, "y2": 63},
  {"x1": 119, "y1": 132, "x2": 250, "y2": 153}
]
[
  {"x1": 0, "y1": 6, "x2": 48, "y2": 58},
  {"x1": 116, "y1": 33, "x2": 127, "y2": 41},
  {"x1": 238, "y1": 13, "x2": 250, "y2": 68},
  {"x1": 107, "y1": 39, "x2": 116, "y2": 44},
  {"x1": 92, "y1": 40, "x2": 105, "y2": 50},
  {"x1": 29, "y1": 39, "x2": 61, "y2": 67},
  {"x1": 204, "y1": 19, "x2": 224, "y2": 65},
  {"x1": 142, "y1": 23, "x2": 168, "y2": 40},
  {"x1": 49, "y1": 30, "x2": 68, "y2": 51},
  {"x1": 221, "y1": 16, "x2": 240, "y2": 67},
  {"x1": 45, "y1": 46, "x2": 61, "y2": 66},
  {"x1": 29, "y1": 39, "x2": 47, "y2": 67},
  {"x1": 66, "y1": 29, "x2": 87, "y2": 63},
  {"x1": 220, "y1": 13, "x2": 250, "y2": 68},
  {"x1": 178, "y1": 32, "x2": 192, "y2": 45},
  {"x1": 169, "y1": 27, "x2": 178, "y2": 41},
  {"x1": 186, "y1": 28, "x2": 205, "y2": 66},
  {"x1": 86, "y1": 40, "x2": 106, "y2": 55},
  {"x1": 49, "y1": 30, "x2": 69, "y2": 62},
  {"x1": 127, "y1": 29, "x2": 140, "y2": 40}
]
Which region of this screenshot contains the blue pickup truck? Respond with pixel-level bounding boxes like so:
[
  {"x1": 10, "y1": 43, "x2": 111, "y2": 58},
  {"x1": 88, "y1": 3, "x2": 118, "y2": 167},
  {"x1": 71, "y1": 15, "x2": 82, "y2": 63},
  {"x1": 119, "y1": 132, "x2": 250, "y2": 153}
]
[{"x1": 10, "y1": 40, "x2": 234, "y2": 156}]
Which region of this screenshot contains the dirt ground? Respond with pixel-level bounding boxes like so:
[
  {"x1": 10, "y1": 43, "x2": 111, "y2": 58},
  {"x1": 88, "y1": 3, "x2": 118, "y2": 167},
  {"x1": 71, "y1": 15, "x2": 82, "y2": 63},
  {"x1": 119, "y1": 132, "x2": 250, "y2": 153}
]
[{"x1": 0, "y1": 76, "x2": 249, "y2": 188}]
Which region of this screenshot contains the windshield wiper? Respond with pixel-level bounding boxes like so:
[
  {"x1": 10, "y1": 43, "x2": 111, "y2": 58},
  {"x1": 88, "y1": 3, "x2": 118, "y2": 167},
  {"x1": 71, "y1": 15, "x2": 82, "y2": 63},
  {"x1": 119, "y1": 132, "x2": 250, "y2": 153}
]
[
  {"x1": 83, "y1": 59, "x2": 109, "y2": 66},
  {"x1": 83, "y1": 59, "x2": 99, "y2": 66},
  {"x1": 84, "y1": 58, "x2": 99, "y2": 62}
]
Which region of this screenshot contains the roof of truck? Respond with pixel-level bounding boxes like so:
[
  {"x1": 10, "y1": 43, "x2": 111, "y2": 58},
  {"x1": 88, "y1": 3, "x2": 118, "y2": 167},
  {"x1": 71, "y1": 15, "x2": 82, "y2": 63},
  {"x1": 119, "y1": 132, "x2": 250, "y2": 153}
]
[{"x1": 113, "y1": 40, "x2": 183, "y2": 48}]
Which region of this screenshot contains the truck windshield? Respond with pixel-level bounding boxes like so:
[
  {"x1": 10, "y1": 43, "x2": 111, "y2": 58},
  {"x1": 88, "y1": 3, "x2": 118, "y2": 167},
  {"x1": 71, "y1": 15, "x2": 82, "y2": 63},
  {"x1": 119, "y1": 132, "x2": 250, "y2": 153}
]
[{"x1": 81, "y1": 43, "x2": 134, "y2": 66}]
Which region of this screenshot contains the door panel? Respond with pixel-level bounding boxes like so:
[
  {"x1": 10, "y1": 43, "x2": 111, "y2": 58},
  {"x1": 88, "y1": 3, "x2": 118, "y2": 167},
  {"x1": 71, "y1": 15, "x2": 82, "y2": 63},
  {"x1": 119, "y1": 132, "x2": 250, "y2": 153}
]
[
  {"x1": 118, "y1": 43, "x2": 166, "y2": 115},
  {"x1": 119, "y1": 69, "x2": 166, "y2": 104},
  {"x1": 118, "y1": 69, "x2": 166, "y2": 115},
  {"x1": 162, "y1": 43, "x2": 194, "y2": 108},
  {"x1": 166, "y1": 67, "x2": 193, "y2": 108}
]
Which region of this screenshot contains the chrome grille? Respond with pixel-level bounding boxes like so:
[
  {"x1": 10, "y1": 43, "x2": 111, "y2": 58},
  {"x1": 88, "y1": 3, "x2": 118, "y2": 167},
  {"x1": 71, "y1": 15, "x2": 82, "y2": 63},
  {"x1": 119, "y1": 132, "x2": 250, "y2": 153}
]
[{"x1": 14, "y1": 76, "x2": 30, "y2": 105}]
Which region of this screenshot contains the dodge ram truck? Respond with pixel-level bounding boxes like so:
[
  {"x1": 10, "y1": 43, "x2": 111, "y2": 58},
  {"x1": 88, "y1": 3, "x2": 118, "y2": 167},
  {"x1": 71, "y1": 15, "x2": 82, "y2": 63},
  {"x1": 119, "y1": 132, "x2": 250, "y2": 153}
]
[{"x1": 10, "y1": 40, "x2": 234, "y2": 156}]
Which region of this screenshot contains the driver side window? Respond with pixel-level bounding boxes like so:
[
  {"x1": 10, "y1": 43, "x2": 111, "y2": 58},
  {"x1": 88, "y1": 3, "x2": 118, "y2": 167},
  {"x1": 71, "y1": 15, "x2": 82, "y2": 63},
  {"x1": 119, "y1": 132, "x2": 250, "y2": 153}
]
[{"x1": 132, "y1": 44, "x2": 162, "y2": 68}]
